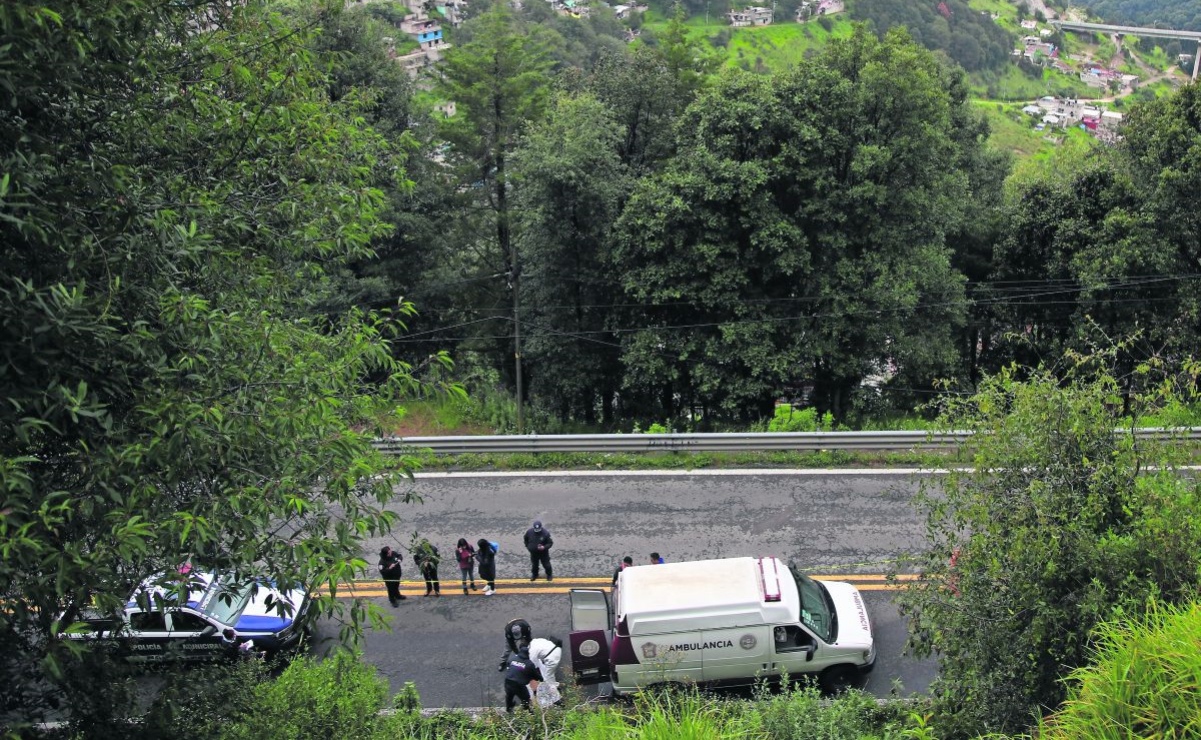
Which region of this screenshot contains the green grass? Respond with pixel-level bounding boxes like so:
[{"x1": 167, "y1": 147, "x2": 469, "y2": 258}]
[
  {"x1": 975, "y1": 99, "x2": 1060, "y2": 158},
  {"x1": 641, "y1": 10, "x2": 855, "y2": 74},
  {"x1": 1039, "y1": 602, "x2": 1201, "y2": 740},
  {"x1": 724, "y1": 18, "x2": 855, "y2": 73},
  {"x1": 966, "y1": 0, "x2": 1022, "y2": 33},
  {"x1": 969, "y1": 64, "x2": 1097, "y2": 102}
]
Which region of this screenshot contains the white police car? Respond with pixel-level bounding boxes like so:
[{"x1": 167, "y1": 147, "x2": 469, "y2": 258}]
[{"x1": 69, "y1": 570, "x2": 311, "y2": 662}]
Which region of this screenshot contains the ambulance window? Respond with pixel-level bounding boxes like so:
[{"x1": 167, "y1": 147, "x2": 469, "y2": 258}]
[
  {"x1": 790, "y1": 569, "x2": 835, "y2": 643},
  {"x1": 773, "y1": 625, "x2": 812, "y2": 652}
]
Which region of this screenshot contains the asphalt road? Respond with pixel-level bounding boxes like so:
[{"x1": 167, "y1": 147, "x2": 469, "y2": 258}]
[{"x1": 314, "y1": 470, "x2": 941, "y2": 708}]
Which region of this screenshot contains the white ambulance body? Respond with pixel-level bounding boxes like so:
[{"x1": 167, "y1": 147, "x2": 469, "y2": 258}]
[{"x1": 568, "y1": 556, "x2": 875, "y2": 695}]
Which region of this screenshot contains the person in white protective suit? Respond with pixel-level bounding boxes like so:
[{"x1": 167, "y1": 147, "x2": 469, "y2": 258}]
[{"x1": 527, "y1": 636, "x2": 563, "y2": 707}]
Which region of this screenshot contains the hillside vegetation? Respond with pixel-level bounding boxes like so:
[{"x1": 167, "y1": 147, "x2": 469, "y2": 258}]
[{"x1": 850, "y1": 0, "x2": 1015, "y2": 72}]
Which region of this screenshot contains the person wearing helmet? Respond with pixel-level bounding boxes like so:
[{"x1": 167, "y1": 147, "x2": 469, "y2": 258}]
[{"x1": 498, "y1": 617, "x2": 533, "y2": 671}]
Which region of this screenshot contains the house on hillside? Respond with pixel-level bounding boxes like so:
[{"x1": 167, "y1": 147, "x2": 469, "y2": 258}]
[{"x1": 729, "y1": 6, "x2": 772, "y2": 26}]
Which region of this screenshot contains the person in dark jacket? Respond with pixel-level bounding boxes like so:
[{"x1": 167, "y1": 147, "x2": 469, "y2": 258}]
[
  {"x1": 523, "y1": 520, "x2": 553, "y2": 581},
  {"x1": 414, "y1": 539, "x2": 441, "y2": 596},
  {"x1": 502, "y1": 645, "x2": 542, "y2": 713},
  {"x1": 498, "y1": 618, "x2": 533, "y2": 671},
  {"x1": 476, "y1": 538, "x2": 497, "y2": 595},
  {"x1": 378, "y1": 546, "x2": 406, "y2": 607}
]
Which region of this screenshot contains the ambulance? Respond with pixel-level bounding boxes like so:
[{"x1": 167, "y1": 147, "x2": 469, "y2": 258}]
[{"x1": 568, "y1": 556, "x2": 875, "y2": 695}]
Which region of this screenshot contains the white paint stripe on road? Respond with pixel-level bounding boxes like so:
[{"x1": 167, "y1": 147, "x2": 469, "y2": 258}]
[
  {"x1": 411, "y1": 468, "x2": 956, "y2": 479},
  {"x1": 410, "y1": 465, "x2": 1201, "y2": 479}
]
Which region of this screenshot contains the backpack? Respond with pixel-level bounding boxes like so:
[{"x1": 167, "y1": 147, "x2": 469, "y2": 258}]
[{"x1": 489, "y1": 541, "x2": 499, "y2": 554}]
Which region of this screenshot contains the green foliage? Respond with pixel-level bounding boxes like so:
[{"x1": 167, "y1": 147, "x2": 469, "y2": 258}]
[
  {"x1": 895, "y1": 359, "x2": 1201, "y2": 736},
  {"x1": 0, "y1": 0, "x2": 447, "y2": 727},
  {"x1": 1039, "y1": 602, "x2": 1201, "y2": 740},
  {"x1": 767, "y1": 405, "x2": 832, "y2": 432},
  {"x1": 141, "y1": 660, "x2": 273, "y2": 739},
  {"x1": 755, "y1": 682, "x2": 912, "y2": 739},
  {"x1": 849, "y1": 0, "x2": 1015, "y2": 72},
  {"x1": 221, "y1": 652, "x2": 397, "y2": 740},
  {"x1": 1069, "y1": 0, "x2": 1201, "y2": 31},
  {"x1": 614, "y1": 26, "x2": 979, "y2": 421}
]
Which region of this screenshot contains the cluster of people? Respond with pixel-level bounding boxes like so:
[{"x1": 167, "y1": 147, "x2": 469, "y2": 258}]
[
  {"x1": 611, "y1": 551, "x2": 666, "y2": 585},
  {"x1": 498, "y1": 618, "x2": 563, "y2": 712},
  {"x1": 375, "y1": 520, "x2": 554, "y2": 605}
]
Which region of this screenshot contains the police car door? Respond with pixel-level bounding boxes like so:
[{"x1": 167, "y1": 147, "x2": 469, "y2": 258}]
[
  {"x1": 167, "y1": 611, "x2": 222, "y2": 661},
  {"x1": 126, "y1": 610, "x2": 170, "y2": 661},
  {"x1": 568, "y1": 589, "x2": 611, "y2": 684}
]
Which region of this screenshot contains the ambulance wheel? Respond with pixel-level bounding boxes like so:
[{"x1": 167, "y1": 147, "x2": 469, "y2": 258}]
[
  {"x1": 819, "y1": 665, "x2": 856, "y2": 694},
  {"x1": 645, "y1": 681, "x2": 687, "y2": 697}
]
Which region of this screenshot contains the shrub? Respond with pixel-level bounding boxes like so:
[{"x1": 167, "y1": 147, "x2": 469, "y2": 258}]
[
  {"x1": 1038, "y1": 602, "x2": 1201, "y2": 740},
  {"x1": 767, "y1": 404, "x2": 831, "y2": 432},
  {"x1": 220, "y1": 652, "x2": 397, "y2": 740}
]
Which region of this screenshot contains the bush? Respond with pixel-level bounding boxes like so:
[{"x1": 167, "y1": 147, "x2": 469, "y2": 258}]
[
  {"x1": 755, "y1": 681, "x2": 912, "y2": 739},
  {"x1": 1038, "y1": 602, "x2": 1201, "y2": 740},
  {"x1": 767, "y1": 405, "x2": 832, "y2": 432},
  {"x1": 220, "y1": 652, "x2": 397, "y2": 740}
]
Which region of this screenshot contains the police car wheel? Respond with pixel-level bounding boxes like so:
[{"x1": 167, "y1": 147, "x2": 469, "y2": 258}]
[{"x1": 819, "y1": 665, "x2": 856, "y2": 694}]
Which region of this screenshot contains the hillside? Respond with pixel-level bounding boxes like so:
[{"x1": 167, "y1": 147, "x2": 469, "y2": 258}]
[{"x1": 1070, "y1": 0, "x2": 1201, "y2": 31}]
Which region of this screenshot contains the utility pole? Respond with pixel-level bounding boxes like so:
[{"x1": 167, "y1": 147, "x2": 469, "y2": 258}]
[{"x1": 509, "y1": 258, "x2": 524, "y2": 435}]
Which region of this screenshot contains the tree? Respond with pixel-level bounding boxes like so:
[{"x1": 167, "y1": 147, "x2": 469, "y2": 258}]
[
  {"x1": 437, "y1": 7, "x2": 553, "y2": 418},
  {"x1": 613, "y1": 27, "x2": 977, "y2": 422},
  {"x1": 513, "y1": 94, "x2": 629, "y2": 424},
  {"x1": 988, "y1": 87, "x2": 1201, "y2": 403},
  {"x1": 0, "y1": 1, "x2": 446, "y2": 728},
  {"x1": 656, "y1": 3, "x2": 725, "y2": 100},
  {"x1": 895, "y1": 358, "x2": 1201, "y2": 737}
]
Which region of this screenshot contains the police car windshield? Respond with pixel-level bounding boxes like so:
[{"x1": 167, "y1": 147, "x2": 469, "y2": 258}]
[
  {"x1": 195, "y1": 579, "x2": 253, "y2": 626},
  {"x1": 791, "y1": 569, "x2": 836, "y2": 643}
]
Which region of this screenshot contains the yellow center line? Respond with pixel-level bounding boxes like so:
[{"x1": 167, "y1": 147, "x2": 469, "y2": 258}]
[{"x1": 320, "y1": 573, "x2": 914, "y2": 598}]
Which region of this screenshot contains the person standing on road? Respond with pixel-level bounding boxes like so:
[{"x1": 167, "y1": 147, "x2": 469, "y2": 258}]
[
  {"x1": 524, "y1": 520, "x2": 553, "y2": 582},
  {"x1": 476, "y1": 538, "x2": 497, "y2": 595},
  {"x1": 414, "y1": 539, "x2": 441, "y2": 596},
  {"x1": 455, "y1": 538, "x2": 478, "y2": 595},
  {"x1": 378, "y1": 546, "x2": 406, "y2": 607},
  {"x1": 650, "y1": 552, "x2": 664, "y2": 564},
  {"x1": 502, "y1": 645, "x2": 542, "y2": 713}
]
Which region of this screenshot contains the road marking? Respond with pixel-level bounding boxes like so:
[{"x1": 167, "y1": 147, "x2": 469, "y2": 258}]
[
  {"x1": 325, "y1": 574, "x2": 913, "y2": 598},
  {"x1": 412, "y1": 469, "x2": 952, "y2": 478}
]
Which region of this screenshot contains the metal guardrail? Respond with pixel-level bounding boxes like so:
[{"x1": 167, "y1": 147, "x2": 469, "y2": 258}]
[{"x1": 373, "y1": 428, "x2": 1201, "y2": 455}]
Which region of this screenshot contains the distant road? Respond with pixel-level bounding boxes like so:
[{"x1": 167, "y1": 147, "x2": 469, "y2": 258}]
[{"x1": 316, "y1": 470, "x2": 939, "y2": 708}]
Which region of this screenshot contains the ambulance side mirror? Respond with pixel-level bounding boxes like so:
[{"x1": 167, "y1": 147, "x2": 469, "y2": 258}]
[{"x1": 803, "y1": 644, "x2": 816, "y2": 662}]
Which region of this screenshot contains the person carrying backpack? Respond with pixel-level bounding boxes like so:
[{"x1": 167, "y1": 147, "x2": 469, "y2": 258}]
[{"x1": 476, "y1": 538, "x2": 498, "y2": 595}]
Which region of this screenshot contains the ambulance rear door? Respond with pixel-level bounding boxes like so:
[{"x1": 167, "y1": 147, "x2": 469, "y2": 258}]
[{"x1": 568, "y1": 589, "x2": 611, "y2": 684}]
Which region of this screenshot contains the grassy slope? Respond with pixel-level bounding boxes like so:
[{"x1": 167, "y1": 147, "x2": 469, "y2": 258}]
[{"x1": 640, "y1": 11, "x2": 856, "y2": 74}]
